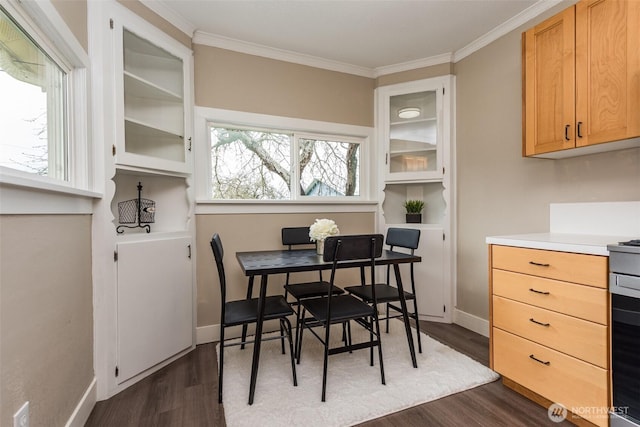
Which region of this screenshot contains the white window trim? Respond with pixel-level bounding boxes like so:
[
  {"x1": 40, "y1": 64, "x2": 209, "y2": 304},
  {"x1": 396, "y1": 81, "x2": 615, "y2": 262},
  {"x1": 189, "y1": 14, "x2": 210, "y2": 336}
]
[
  {"x1": 195, "y1": 106, "x2": 377, "y2": 207},
  {"x1": 0, "y1": 0, "x2": 97, "y2": 214}
]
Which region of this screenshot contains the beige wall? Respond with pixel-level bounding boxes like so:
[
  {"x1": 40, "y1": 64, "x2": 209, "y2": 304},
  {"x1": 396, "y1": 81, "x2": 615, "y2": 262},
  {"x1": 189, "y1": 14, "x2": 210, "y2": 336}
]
[
  {"x1": 454, "y1": 21, "x2": 640, "y2": 320},
  {"x1": 52, "y1": 0, "x2": 88, "y2": 52},
  {"x1": 194, "y1": 45, "x2": 375, "y2": 127},
  {"x1": 196, "y1": 212, "x2": 375, "y2": 327},
  {"x1": 0, "y1": 215, "x2": 93, "y2": 427}
]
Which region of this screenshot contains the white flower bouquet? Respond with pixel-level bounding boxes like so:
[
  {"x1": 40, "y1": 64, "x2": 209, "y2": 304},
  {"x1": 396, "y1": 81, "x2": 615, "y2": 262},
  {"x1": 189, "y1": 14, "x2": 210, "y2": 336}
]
[{"x1": 309, "y1": 218, "x2": 339, "y2": 242}]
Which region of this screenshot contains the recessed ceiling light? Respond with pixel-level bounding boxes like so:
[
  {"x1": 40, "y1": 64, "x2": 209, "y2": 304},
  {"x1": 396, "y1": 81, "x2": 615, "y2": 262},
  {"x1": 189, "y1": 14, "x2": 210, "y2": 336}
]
[{"x1": 398, "y1": 107, "x2": 420, "y2": 119}]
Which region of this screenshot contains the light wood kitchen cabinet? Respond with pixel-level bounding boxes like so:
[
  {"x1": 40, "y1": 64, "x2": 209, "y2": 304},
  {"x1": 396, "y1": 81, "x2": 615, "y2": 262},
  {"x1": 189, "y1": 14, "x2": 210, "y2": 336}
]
[
  {"x1": 489, "y1": 244, "x2": 609, "y2": 427},
  {"x1": 523, "y1": 0, "x2": 640, "y2": 158}
]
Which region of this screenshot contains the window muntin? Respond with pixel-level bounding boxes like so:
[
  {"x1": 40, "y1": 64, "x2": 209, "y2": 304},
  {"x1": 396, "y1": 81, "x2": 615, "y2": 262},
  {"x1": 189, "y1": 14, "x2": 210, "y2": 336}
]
[
  {"x1": 0, "y1": 6, "x2": 69, "y2": 181},
  {"x1": 208, "y1": 125, "x2": 362, "y2": 200}
]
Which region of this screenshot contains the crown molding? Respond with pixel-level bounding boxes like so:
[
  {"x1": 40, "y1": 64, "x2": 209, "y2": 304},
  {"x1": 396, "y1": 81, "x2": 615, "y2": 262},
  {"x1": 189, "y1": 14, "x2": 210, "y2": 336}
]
[
  {"x1": 193, "y1": 31, "x2": 376, "y2": 78},
  {"x1": 139, "y1": 0, "x2": 196, "y2": 37},
  {"x1": 373, "y1": 53, "x2": 454, "y2": 78},
  {"x1": 148, "y1": 0, "x2": 565, "y2": 78},
  {"x1": 454, "y1": 0, "x2": 565, "y2": 62}
]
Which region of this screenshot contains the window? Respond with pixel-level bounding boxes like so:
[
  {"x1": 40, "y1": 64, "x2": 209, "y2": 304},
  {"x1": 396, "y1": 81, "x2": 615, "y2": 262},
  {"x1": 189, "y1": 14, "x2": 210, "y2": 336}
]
[
  {"x1": 0, "y1": 5, "x2": 68, "y2": 180},
  {"x1": 209, "y1": 125, "x2": 361, "y2": 200},
  {"x1": 0, "y1": 1, "x2": 91, "y2": 198}
]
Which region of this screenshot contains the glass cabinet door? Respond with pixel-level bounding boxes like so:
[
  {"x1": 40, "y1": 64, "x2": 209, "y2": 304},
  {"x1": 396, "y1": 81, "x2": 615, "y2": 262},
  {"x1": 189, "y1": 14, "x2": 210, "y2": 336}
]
[
  {"x1": 389, "y1": 91, "x2": 437, "y2": 176},
  {"x1": 378, "y1": 77, "x2": 448, "y2": 183},
  {"x1": 111, "y1": 14, "x2": 192, "y2": 175}
]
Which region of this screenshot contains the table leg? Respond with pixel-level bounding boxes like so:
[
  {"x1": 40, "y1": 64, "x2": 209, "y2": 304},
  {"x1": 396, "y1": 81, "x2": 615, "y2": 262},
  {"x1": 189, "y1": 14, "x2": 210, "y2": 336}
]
[
  {"x1": 393, "y1": 264, "x2": 417, "y2": 368},
  {"x1": 241, "y1": 275, "x2": 255, "y2": 350},
  {"x1": 248, "y1": 274, "x2": 268, "y2": 405}
]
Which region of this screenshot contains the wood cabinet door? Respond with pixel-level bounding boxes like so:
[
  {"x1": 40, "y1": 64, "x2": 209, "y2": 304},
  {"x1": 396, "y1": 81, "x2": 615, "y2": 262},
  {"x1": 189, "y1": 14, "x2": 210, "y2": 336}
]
[
  {"x1": 523, "y1": 7, "x2": 576, "y2": 155},
  {"x1": 575, "y1": 0, "x2": 640, "y2": 147}
]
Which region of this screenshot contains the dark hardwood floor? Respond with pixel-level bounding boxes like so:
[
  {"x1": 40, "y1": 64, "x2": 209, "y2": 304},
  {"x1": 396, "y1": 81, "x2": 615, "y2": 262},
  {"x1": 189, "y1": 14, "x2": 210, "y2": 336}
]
[{"x1": 86, "y1": 321, "x2": 569, "y2": 426}]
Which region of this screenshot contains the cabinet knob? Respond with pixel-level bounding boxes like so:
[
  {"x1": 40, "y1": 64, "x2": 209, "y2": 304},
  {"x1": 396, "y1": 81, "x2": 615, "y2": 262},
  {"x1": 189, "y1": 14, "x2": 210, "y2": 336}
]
[
  {"x1": 564, "y1": 124, "x2": 571, "y2": 141},
  {"x1": 577, "y1": 121, "x2": 583, "y2": 138}
]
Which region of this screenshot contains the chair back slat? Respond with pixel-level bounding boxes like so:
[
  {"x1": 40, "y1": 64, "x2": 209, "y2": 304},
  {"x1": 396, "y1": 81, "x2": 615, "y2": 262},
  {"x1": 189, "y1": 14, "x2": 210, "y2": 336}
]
[
  {"x1": 282, "y1": 227, "x2": 313, "y2": 248},
  {"x1": 323, "y1": 234, "x2": 383, "y2": 262},
  {"x1": 210, "y1": 233, "x2": 226, "y2": 303},
  {"x1": 385, "y1": 227, "x2": 420, "y2": 251}
]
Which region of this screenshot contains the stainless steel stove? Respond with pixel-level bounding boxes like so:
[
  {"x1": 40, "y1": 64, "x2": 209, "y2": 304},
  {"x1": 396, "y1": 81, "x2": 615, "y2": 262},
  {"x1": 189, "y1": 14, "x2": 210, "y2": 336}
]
[{"x1": 608, "y1": 239, "x2": 640, "y2": 427}]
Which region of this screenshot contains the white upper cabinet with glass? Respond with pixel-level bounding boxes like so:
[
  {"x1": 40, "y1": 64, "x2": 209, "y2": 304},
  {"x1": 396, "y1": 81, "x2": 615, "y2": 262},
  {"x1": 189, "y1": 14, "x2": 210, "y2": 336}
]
[
  {"x1": 378, "y1": 77, "x2": 450, "y2": 182},
  {"x1": 112, "y1": 14, "x2": 192, "y2": 175}
]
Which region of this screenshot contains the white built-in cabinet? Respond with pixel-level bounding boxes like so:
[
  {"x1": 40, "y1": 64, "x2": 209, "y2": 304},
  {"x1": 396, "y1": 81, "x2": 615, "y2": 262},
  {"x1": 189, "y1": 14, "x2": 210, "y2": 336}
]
[
  {"x1": 376, "y1": 76, "x2": 455, "y2": 322},
  {"x1": 90, "y1": 1, "x2": 195, "y2": 399}
]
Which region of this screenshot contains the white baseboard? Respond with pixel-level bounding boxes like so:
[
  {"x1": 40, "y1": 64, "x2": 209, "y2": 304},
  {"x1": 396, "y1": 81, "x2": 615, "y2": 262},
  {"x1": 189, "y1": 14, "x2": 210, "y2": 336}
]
[
  {"x1": 453, "y1": 309, "x2": 489, "y2": 338},
  {"x1": 197, "y1": 323, "x2": 220, "y2": 344},
  {"x1": 65, "y1": 377, "x2": 97, "y2": 427}
]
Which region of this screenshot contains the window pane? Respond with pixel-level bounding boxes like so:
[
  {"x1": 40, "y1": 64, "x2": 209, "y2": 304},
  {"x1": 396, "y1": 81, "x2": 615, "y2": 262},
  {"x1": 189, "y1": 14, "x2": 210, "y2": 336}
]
[
  {"x1": 210, "y1": 127, "x2": 291, "y2": 199},
  {"x1": 0, "y1": 7, "x2": 68, "y2": 180},
  {"x1": 299, "y1": 138, "x2": 360, "y2": 197}
]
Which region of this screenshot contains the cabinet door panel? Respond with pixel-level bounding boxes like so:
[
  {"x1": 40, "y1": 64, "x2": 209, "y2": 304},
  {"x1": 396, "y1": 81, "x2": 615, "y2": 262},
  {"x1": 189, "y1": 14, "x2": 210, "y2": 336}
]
[
  {"x1": 493, "y1": 328, "x2": 608, "y2": 427},
  {"x1": 411, "y1": 228, "x2": 445, "y2": 319},
  {"x1": 117, "y1": 237, "x2": 193, "y2": 383},
  {"x1": 493, "y1": 296, "x2": 607, "y2": 367},
  {"x1": 524, "y1": 7, "x2": 576, "y2": 155},
  {"x1": 575, "y1": 0, "x2": 640, "y2": 146}
]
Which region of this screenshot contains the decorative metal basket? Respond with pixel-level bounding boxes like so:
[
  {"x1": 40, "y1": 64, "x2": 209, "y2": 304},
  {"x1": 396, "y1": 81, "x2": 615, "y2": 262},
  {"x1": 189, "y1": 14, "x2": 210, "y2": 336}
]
[
  {"x1": 118, "y1": 198, "x2": 155, "y2": 224},
  {"x1": 116, "y1": 182, "x2": 155, "y2": 233}
]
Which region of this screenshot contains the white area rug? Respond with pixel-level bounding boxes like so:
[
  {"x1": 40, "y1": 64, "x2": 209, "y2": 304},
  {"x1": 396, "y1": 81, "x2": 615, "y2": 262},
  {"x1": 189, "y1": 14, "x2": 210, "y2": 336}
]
[{"x1": 219, "y1": 320, "x2": 499, "y2": 427}]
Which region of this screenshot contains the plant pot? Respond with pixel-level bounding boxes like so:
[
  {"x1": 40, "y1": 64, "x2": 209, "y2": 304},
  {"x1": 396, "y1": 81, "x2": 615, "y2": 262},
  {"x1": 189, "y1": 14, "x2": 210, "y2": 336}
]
[{"x1": 405, "y1": 213, "x2": 422, "y2": 224}]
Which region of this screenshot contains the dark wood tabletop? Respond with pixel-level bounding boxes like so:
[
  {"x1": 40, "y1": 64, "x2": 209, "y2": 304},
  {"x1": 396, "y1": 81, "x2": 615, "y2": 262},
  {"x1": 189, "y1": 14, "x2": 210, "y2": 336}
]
[{"x1": 236, "y1": 248, "x2": 421, "y2": 276}]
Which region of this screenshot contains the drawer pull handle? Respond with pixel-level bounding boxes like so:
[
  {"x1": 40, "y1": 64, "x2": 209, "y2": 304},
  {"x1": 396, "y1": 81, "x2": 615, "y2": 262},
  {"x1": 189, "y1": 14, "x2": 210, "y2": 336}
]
[
  {"x1": 529, "y1": 354, "x2": 550, "y2": 365},
  {"x1": 529, "y1": 261, "x2": 550, "y2": 267},
  {"x1": 529, "y1": 318, "x2": 550, "y2": 327},
  {"x1": 529, "y1": 288, "x2": 550, "y2": 295}
]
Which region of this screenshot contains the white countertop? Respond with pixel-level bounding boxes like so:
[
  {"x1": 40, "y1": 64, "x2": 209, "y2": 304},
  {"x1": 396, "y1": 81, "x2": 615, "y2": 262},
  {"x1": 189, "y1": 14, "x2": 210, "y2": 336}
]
[{"x1": 485, "y1": 233, "x2": 633, "y2": 256}]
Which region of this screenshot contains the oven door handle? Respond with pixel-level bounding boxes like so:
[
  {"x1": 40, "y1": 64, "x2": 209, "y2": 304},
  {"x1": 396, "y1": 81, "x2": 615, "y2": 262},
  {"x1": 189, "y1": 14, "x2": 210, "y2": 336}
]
[{"x1": 611, "y1": 273, "x2": 640, "y2": 293}]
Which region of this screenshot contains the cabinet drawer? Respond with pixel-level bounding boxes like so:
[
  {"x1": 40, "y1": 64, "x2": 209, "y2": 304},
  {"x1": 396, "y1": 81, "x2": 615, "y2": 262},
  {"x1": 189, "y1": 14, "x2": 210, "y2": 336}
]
[
  {"x1": 493, "y1": 296, "x2": 607, "y2": 367},
  {"x1": 492, "y1": 245, "x2": 607, "y2": 288},
  {"x1": 493, "y1": 328, "x2": 608, "y2": 427},
  {"x1": 492, "y1": 269, "x2": 608, "y2": 324}
]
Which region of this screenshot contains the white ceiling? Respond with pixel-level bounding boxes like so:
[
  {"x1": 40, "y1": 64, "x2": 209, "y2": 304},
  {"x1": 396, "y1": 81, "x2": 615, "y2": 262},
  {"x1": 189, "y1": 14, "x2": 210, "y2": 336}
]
[{"x1": 144, "y1": 0, "x2": 563, "y2": 77}]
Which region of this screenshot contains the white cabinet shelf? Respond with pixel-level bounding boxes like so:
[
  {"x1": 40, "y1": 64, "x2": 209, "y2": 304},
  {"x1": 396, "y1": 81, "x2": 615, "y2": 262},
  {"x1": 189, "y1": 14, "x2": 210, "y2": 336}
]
[{"x1": 124, "y1": 71, "x2": 182, "y2": 101}]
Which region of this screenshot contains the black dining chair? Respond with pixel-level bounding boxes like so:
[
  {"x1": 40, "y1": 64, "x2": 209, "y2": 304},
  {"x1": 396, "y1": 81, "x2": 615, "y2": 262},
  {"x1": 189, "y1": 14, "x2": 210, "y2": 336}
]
[
  {"x1": 297, "y1": 234, "x2": 386, "y2": 402},
  {"x1": 210, "y1": 233, "x2": 297, "y2": 404},
  {"x1": 345, "y1": 227, "x2": 423, "y2": 357},
  {"x1": 281, "y1": 227, "x2": 345, "y2": 358}
]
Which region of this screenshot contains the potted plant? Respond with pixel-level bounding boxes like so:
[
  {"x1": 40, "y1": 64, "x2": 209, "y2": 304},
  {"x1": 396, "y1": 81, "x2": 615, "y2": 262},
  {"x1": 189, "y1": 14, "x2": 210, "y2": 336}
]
[{"x1": 403, "y1": 200, "x2": 425, "y2": 223}]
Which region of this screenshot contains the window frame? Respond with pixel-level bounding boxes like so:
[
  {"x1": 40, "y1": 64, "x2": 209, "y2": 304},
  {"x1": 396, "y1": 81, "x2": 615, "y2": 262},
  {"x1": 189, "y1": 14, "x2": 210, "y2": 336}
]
[
  {"x1": 195, "y1": 106, "x2": 376, "y2": 206},
  {"x1": 0, "y1": 0, "x2": 94, "y2": 202}
]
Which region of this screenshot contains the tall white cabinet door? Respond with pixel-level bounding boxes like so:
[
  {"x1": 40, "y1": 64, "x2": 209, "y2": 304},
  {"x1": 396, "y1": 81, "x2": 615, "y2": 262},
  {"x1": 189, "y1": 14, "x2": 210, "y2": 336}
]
[
  {"x1": 116, "y1": 236, "x2": 193, "y2": 383},
  {"x1": 387, "y1": 227, "x2": 445, "y2": 320},
  {"x1": 414, "y1": 228, "x2": 445, "y2": 319}
]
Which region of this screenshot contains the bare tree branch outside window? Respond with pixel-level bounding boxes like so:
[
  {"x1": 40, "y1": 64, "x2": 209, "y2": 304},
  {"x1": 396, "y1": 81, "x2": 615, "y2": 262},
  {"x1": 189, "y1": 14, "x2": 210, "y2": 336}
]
[{"x1": 209, "y1": 126, "x2": 360, "y2": 200}]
